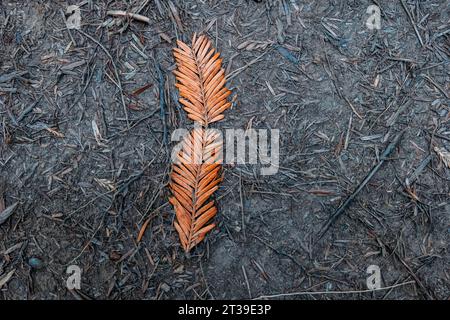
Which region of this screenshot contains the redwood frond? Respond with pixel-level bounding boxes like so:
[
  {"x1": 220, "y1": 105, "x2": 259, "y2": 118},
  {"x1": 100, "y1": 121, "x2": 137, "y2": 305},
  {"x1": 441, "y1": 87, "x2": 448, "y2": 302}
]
[
  {"x1": 170, "y1": 128, "x2": 222, "y2": 252},
  {"x1": 173, "y1": 34, "x2": 232, "y2": 127},
  {"x1": 170, "y1": 34, "x2": 231, "y2": 252}
]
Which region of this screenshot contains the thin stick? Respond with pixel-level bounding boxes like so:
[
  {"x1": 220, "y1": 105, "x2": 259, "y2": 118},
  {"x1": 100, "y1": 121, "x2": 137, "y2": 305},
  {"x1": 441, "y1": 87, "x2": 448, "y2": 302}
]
[
  {"x1": 107, "y1": 10, "x2": 150, "y2": 24},
  {"x1": 155, "y1": 61, "x2": 167, "y2": 145},
  {"x1": 227, "y1": 50, "x2": 269, "y2": 81},
  {"x1": 422, "y1": 74, "x2": 449, "y2": 99},
  {"x1": 317, "y1": 130, "x2": 405, "y2": 239},
  {"x1": 17, "y1": 96, "x2": 43, "y2": 122},
  {"x1": 242, "y1": 265, "x2": 252, "y2": 299},
  {"x1": 401, "y1": 154, "x2": 431, "y2": 189},
  {"x1": 344, "y1": 96, "x2": 363, "y2": 120},
  {"x1": 400, "y1": 0, "x2": 424, "y2": 47},
  {"x1": 253, "y1": 281, "x2": 415, "y2": 299},
  {"x1": 239, "y1": 173, "x2": 246, "y2": 239},
  {"x1": 344, "y1": 114, "x2": 352, "y2": 150}
]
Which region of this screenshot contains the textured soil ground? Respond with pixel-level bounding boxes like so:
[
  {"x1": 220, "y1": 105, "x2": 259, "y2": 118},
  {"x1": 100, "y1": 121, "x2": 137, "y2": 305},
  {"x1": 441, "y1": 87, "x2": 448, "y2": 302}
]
[{"x1": 0, "y1": 0, "x2": 449, "y2": 300}]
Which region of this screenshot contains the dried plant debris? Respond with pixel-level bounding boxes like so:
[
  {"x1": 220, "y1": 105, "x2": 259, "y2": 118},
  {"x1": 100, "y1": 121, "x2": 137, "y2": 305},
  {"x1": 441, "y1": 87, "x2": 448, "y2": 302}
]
[
  {"x1": 0, "y1": 269, "x2": 16, "y2": 289},
  {"x1": 172, "y1": 34, "x2": 232, "y2": 126},
  {"x1": 0, "y1": 203, "x2": 18, "y2": 225},
  {"x1": 170, "y1": 34, "x2": 231, "y2": 252},
  {"x1": 169, "y1": 128, "x2": 223, "y2": 252},
  {"x1": 237, "y1": 40, "x2": 273, "y2": 51},
  {"x1": 434, "y1": 146, "x2": 450, "y2": 168},
  {"x1": 0, "y1": 191, "x2": 18, "y2": 226}
]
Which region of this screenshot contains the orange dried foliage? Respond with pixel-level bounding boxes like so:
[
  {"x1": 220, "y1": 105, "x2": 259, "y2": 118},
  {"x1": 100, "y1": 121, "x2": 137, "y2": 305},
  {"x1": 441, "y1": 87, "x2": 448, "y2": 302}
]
[{"x1": 170, "y1": 34, "x2": 231, "y2": 252}]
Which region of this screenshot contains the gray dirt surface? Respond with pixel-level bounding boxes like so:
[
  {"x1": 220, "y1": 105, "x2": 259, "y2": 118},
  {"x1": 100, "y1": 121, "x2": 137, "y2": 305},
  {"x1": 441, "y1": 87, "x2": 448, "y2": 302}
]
[{"x1": 0, "y1": 0, "x2": 449, "y2": 300}]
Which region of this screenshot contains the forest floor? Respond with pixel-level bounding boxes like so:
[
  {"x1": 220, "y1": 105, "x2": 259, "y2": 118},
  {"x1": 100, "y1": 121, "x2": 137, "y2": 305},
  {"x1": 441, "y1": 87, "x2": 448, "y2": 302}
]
[{"x1": 0, "y1": 0, "x2": 449, "y2": 300}]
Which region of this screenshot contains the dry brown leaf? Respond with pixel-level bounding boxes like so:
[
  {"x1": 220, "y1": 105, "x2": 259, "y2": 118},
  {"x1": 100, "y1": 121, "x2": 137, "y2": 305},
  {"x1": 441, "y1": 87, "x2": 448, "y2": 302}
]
[
  {"x1": 94, "y1": 178, "x2": 115, "y2": 191},
  {"x1": 46, "y1": 127, "x2": 64, "y2": 138}
]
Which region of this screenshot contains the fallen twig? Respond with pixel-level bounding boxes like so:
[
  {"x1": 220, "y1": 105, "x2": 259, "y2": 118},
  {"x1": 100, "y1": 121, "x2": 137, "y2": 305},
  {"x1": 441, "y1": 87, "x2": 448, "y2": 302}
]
[
  {"x1": 400, "y1": 0, "x2": 424, "y2": 47},
  {"x1": 0, "y1": 71, "x2": 27, "y2": 83},
  {"x1": 155, "y1": 61, "x2": 167, "y2": 145},
  {"x1": 422, "y1": 74, "x2": 449, "y2": 99},
  {"x1": 76, "y1": 29, "x2": 130, "y2": 128},
  {"x1": 137, "y1": 217, "x2": 152, "y2": 243},
  {"x1": 0, "y1": 269, "x2": 16, "y2": 288},
  {"x1": 107, "y1": 10, "x2": 150, "y2": 24},
  {"x1": 317, "y1": 130, "x2": 405, "y2": 239},
  {"x1": 402, "y1": 154, "x2": 432, "y2": 189},
  {"x1": 254, "y1": 281, "x2": 416, "y2": 299},
  {"x1": 17, "y1": 96, "x2": 43, "y2": 123}
]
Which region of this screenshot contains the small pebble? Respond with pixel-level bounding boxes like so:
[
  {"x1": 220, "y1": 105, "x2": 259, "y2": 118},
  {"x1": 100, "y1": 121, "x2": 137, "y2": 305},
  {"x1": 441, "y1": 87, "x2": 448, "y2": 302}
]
[
  {"x1": 438, "y1": 109, "x2": 448, "y2": 117},
  {"x1": 160, "y1": 283, "x2": 171, "y2": 292},
  {"x1": 431, "y1": 99, "x2": 441, "y2": 107},
  {"x1": 174, "y1": 265, "x2": 184, "y2": 274},
  {"x1": 28, "y1": 257, "x2": 44, "y2": 269}
]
